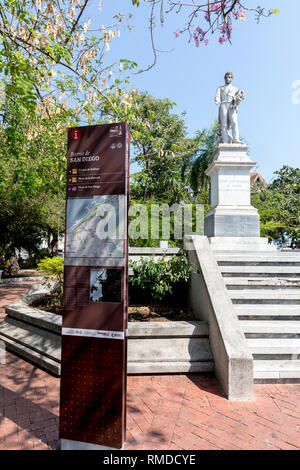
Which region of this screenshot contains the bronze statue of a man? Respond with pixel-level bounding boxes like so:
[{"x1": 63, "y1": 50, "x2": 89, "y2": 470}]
[{"x1": 215, "y1": 72, "x2": 245, "y2": 144}]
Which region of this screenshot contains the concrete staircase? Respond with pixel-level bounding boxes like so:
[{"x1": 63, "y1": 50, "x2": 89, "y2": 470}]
[{"x1": 216, "y1": 251, "x2": 300, "y2": 382}]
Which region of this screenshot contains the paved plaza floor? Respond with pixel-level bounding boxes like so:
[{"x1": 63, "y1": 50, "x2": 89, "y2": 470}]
[{"x1": 0, "y1": 283, "x2": 299, "y2": 450}]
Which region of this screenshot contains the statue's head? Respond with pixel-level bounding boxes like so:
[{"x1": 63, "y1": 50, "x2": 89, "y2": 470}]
[{"x1": 224, "y1": 71, "x2": 234, "y2": 84}]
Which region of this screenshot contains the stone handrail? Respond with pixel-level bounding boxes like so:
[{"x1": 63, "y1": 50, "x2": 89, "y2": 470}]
[{"x1": 185, "y1": 235, "x2": 253, "y2": 401}]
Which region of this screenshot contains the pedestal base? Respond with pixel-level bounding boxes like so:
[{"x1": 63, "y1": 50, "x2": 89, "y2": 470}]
[
  {"x1": 208, "y1": 236, "x2": 277, "y2": 252},
  {"x1": 204, "y1": 144, "x2": 261, "y2": 239},
  {"x1": 204, "y1": 206, "x2": 260, "y2": 238}
]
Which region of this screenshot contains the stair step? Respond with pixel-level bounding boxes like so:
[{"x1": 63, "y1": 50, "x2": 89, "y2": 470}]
[
  {"x1": 127, "y1": 361, "x2": 214, "y2": 374},
  {"x1": 221, "y1": 266, "x2": 300, "y2": 276},
  {"x1": 0, "y1": 334, "x2": 61, "y2": 375},
  {"x1": 217, "y1": 255, "x2": 300, "y2": 267},
  {"x1": 217, "y1": 251, "x2": 300, "y2": 383},
  {"x1": 236, "y1": 304, "x2": 300, "y2": 319},
  {"x1": 247, "y1": 338, "x2": 300, "y2": 355},
  {"x1": 216, "y1": 253, "x2": 300, "y2": 259},
  {"x1": 127, "y1": 337, "x2": 213, "y2": 363},
  {"x1": 225, "y1": 278, "x2": 300, "y2": 289},
  {"x1": 0, "y1": 317, "x2": 61, "y2": 361},
  {"x1": 128, "y1": 321, "x2": 208, "y2": 338},
  {"x1": 229, "y1": 290, "x2": 300, "y2": 304},
  {"x1": 241, "y1": 320, "x2": 300, "y2": 336},
  {"x1": 253, "y1": 360, "x2": 300, "y2": 379},
  {"x1": 6, "y1": 302, "x2": 62, "y2": 334}
]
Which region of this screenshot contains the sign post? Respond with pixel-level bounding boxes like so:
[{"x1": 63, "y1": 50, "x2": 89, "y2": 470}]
[{"x1": 59, "y1": 123, "x2": 129, "y2": 450}]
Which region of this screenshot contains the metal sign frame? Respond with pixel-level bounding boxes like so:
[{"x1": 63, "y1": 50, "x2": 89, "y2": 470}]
[{"x1": 59, "y1": 123, "x2": 129, "y2": 450}]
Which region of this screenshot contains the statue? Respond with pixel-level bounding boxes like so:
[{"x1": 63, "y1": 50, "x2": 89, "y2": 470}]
[{"x1": 215, "y1": 71, "x2": 245, "y2": 144}]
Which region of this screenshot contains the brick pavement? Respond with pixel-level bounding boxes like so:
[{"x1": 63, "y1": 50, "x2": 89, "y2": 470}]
[
  {"x1": 0, "y1": 282, "x2": 300, "y2": 450},
  {"x1": 0, "y1": 282, "x2": 37, "y2": 321}
]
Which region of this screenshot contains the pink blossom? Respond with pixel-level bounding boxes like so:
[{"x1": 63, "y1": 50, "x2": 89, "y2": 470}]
[
  {"x1": 194, "y1": 32, "x2": 200, "y2": 47},
  {"x1": 239, "y1": 10, "x2": 246, "y2": 21},
  {"x1": 173, "y1": 29, "x2": 180, "y2": 38},
  {"x1": 204, "y1": 39, "x2": 209, "y2": 46},
  {"x1": 219, "y1": 23, "x2": 232, "y2": 40},
  {"x1": 219, "y1": 36, "x2": 227, "y2": 45},
  {"x1": 193, "y1": 26, "x2": 206, "y2": 47}
]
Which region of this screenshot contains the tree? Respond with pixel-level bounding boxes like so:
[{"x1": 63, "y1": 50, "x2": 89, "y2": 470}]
[
  {"x1": 105, "y1": 90, "x2": 197, "y2": 203},
  {"x1": 39, "y1": 194, "x2": 66, "y2": 256},
  {"x1": 132, "y1": 92, "x2": 196, "y2": 203},
  {"x1": 0, "y1": 90, "x2": 68, "y2": 198},
  {"x1": 0, "y1": 88, "x2": 67, "y2": 260},
  {"x1": 0, "y1": 1, "x2": 136, "y2": 121},
  {"x1": 0, "y1": 1, "x2": 143, "y2": 261},
  {"x1": 0, "y1": 195, "x2": 45, "y2": 261},
  {"x1": 251, "y1": 166, "x2": 300, "y2": 246},
  {"x1": 181, "y1": 125, "x2": 217, "y2": 210}
]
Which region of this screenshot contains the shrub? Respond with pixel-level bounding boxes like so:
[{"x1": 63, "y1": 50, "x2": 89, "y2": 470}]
[
  {"x1": 130, "y1": 254, "x2": 197, "y2": 314},
  {"x1": 37, "y1": 256, "x2": 64, "y2": 299}
]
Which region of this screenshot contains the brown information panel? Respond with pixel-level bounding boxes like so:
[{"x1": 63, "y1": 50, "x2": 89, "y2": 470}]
[{"x1": 59, "y1": 123, "x2": 129, "y2": 449}]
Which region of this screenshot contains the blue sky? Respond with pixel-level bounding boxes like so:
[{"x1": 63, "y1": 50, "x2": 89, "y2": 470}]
[{"x1": 86, "y1": 1, "x2": 299, "y2": 182}]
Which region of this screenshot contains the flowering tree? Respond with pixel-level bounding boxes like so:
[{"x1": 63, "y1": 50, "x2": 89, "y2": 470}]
[
  {"x1": 0, "y1": 1, "x2": 140, "y2": 261},
  {"x1": 132, "y1": 1, "x2": 279, "y2": 61},
  {"x1": 169, "y1": 0, "x2": 279, "y2": 46},
  {"x1": 0, "y1": 0, "x2": 136, "y2": 122}
]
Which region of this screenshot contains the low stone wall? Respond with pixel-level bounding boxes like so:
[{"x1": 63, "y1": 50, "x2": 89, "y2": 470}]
[
  {"x1": 128, "y1": 246, "x2": 182, "y2": 275},
  {"x1": 1, "y1": 283, "x2": 213, "y2": 376},
  {"x1": 128, "y1": 321, "x2": 213, "y2": 374},
  {"x1": 0, "y1": 276, "x2": 45, "y2": 284}
]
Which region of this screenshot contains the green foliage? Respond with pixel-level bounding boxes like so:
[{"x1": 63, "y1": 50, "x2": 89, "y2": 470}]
[
  {"x1": 37, "y1": 256, "x2": 64, "y2": 298},
  {"x1": 251, "y1": 166, "x2": 300, "y2": 246},
  {"x1": 181, "y1": 125, "x2": 218, "y2": 206},
  {"x1": 0, "y1": 90, "x2": 67, "y2": 259},
  {"x1": 0, "y1": 1, "x2": 136, "y2": 122},
  {"x1": 105, "y1": 91, "x2": 198, "y2": 204},
  {"x1": 130, "y1": 255, "x2": 197, "y2": 307},
  {"x1": 37, "y1": 256, "x2": 64, "y2": 277},
  {"x1": 0, "y1": 196, "x2": 44, "y2": 258},
  {"x1": 0, "y1": 90, "x2": 69, "y2": 200},
  {"x1": 129, "y1": 198, "x2": 203, "y2": 248}
]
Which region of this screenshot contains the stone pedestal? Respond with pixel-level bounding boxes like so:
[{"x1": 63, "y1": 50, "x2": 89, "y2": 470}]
[{"x1": 204, "y1": 144, "x2": 275, "y2": 251}]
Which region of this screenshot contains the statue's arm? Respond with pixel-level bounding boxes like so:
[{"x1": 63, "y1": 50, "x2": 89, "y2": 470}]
[{"x1": 215, "y1": 87, "x2": 221, "y2": 105}]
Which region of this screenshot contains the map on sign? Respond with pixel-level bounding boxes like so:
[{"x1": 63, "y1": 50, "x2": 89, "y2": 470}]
[{"x1": 66, "y1": 195, "x2": 125, "y2": 258}]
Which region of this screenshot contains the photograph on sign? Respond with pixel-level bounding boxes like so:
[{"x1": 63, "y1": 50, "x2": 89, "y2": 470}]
[
  {"x1": 66, "y1": 194, "x2": 125, "y2": 258},
  {"x1": 90, "y1": 268, "x2": 122, "y2": 303}
]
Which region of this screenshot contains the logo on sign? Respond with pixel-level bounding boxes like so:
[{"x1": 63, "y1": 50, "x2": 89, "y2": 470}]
[
  {"x1": 70, "y1": 129, "x2": 82, "y2": 141},
  {"x1": 109, "y1": 125, "x2": 122, "y2": 137}
]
